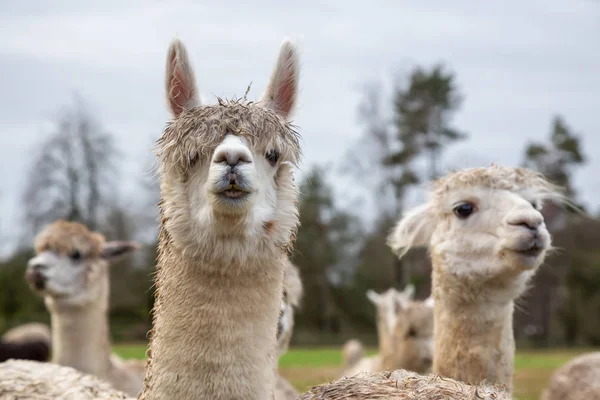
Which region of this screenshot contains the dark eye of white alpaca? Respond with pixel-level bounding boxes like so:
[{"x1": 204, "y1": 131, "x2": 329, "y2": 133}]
[
  {"x1": 265, "y1": 149, "x2": 280, "y2": 166},
  {"x1": 189, "y1": 153, "x2": 199, "y2": 167},
  {"x1": 70, "y1": 250, "x2": 82, "y2": 261},
  {"x1": 453, "y1": 202, "x2": 475, "y2": 219}
]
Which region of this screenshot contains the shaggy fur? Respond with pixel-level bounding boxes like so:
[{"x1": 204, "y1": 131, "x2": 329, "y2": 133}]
[
  {"x1": 0, "y1": 359, "x2": 130, "y2": 400},
  {"x1": 387, "y1": 165, "x2": 566, "y2": 393},
  {"x1": 139, "y1": 38, "x2": 301, "y2": 400},
  {"x1": 299, "y1": 370, "x2": 513, "y2": 400},
  {"x1": 25, "y1": 220, "x2": 144, "y2": 396},
  {"x1": 0, "y1": 339, "x2": 49, "y2": 362},
  {"x1": 541, "y1": 352, "x2": 600, "y2": 400},
  {"x1": 34, "y1": 220, "x2": 105, "y2": 259}
]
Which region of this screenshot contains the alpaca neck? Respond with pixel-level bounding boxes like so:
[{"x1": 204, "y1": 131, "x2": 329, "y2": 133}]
[
  {"x1": 141, "y1": 234, "x2": 285, "y2": 400},
  {"x1": 48, "y1": 296, "x2": 112, "y2": 378},
  {"x1": 432, "y1": 267, "x2": 515, "y2": 393}
]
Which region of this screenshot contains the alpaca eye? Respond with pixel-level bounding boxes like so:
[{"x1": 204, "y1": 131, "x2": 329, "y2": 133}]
[
  {"x1": 70, "y1": 250, "x2": 82, "y2": 261},
  {"x1": 189, "y1": 153, "x2": 199, "y2": 167},
  {"x1": 453, "y1": 202, "x2": 474, "y2": 219},
  {"x1": 406, "y1": 326, "x2": 417, "y2": 338},
  {"x1": 265, "y1": 150, "x2": 280, "y2": 166}
]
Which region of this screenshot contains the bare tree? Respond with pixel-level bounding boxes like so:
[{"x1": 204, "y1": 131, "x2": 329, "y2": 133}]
[{"x1": 22, "y1": 97, "x2": 119, "y2": 240}]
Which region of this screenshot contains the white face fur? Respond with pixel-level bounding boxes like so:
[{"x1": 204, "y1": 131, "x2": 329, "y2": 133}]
[
  {"x1": 25, "y1": 241, "x2": 139, "y2": 307},
  {"x1": 26, "y1": 250, "x2": 103, "y2": 305},
  {"x1": 388, "y1": 177, "x2": 559, "y2": 292},
  {"x1": 431, "y1": 187, "x2": 551, "y2": 280},
  {"x1": 187, "y1": 134, "x2": 284, "y2": 233}
]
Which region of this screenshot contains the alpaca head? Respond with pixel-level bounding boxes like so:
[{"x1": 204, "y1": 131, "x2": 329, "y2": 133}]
[
  {"x1": 388, "y1": 165, "x2": 565, "y2": 300},
  {"x1": 276, "y1": 259, "x2": 303, "y2": 357},
  {"x1": 366, "y1": 284, "x2": 415, "y2": 341},
  {"x1": 385, "y1": 297, "x2": 434, "y2": 373},
  {"x1": 25, "y1": 220, "x2": 139, "y2": 308},
  {"x1": 158, "y1": 38, "x2": 300, "y2": 261}
]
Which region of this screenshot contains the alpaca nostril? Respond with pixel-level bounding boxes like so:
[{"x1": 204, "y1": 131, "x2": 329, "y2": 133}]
[
  {"x1": 512, "y1": 220, "x2": 542, "y2": 232},
  {"x1": 30, "y1": 262, "x2": 46, "y2": 271},
  {"x1": 213, "y1": 150, "x2": 251, "y2": 167}
]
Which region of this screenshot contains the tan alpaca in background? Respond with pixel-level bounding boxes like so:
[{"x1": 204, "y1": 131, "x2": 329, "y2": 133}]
[
  {"x1": 341, "y1": 285, "x2": 434, "y2": 377},
  {"x1": 275, "y1": 259, "x2": 303, "y2": 400},
  {"x1": 542, "y1": 352, "x2": 600, "y2": 400},
  {"x1": 24, "y1": 220, "x2": 145, "y2": 396},
  {"x1": 2, "y1": 322, "x2": 51, "y2": 347}
]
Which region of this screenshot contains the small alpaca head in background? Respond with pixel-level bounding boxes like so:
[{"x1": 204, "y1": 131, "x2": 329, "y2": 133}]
[
  {"x1": 366, "y1": 284, "x2": 415, "y2": 343},
  {"x1": 276, "y1": 259, "x2": 303, "y2": 357},
  {"x1": 388, "y1": 165, "x2": 566, "y2": 298},
  {"x1": 384, "y1": 296, "x2": 434, "y2": 373},
  {"x1": 158, "y1": 39, "x2": 300, "y2": 259},
  {"x1": 25, "y1": 220, "x2": 139, "y2": 308}
]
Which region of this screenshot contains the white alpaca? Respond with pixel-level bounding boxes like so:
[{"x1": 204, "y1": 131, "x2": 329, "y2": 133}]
[
  {"x1": 342, "y1": 286, "x2": 434, "y2": 377},
  {"x1": 23, "y1": 220, "x2": 145, "y2": 396},
  {"x1": 384, "y1": 164, "x2": 565, "y2": 394},
  {"x1": 0, "y1": 41, "x2": 551, "y2": 400}
]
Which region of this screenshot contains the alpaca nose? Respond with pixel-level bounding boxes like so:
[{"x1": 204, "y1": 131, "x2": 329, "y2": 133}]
[
  {"x1": 507, "y1": 211, "x2": 543, "y2": 232},
  {"x1": 213, "y1": 148, "x2": 252, "y2": 167},
  {"x1": 28, "y1": 260, "x2": 47, "y2": 272}
]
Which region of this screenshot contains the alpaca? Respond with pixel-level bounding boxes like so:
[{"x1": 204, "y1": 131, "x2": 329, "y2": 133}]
[
  {"x1": 275, "y1": 259, "x2": 303, "y2": 400},
  {"x1": 541, "y1": 352, "x2": 600, "y2": 400},
  {"x1": 1, "y1": 322, "x2": 51, "y2": 362},
  {"x1": 0, "y1": 339, "x2": 49, "y2": 362},
  {"x1": 2, "y1": 322, "x2": 51, "y2": 346},
  {"x1": 23, "y1": 220, "x2": 145, "y2": 396},
  {"x1": 341, "y1": 289, "x2": 434, "y2": 377},
  {"x1": 384, "y1": 164, "x2": 565, "y2": 394},
  {"x1": 341, "y1": 286, "x2": 424, "y2": 369},
  {"x1": 0, "y1": 41, "x2": 558, "y2": 400},
  {"x1": 138, "y1": 37, "x2": 302, "y2": 400}
]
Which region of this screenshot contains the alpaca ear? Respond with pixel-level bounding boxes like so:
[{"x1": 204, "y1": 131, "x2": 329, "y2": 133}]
[
  {"x1": 387, "y1": 202, "x2": 436, "y2": 258},
  {"x1": 366, "y1": 290, "x2": 380, "y2": 305},
  {"x1": 402, "y1": 284, "x2": 415, "y2": 300},
  {"x1": 101, "y1": 241, "x2": 140, "y2": 262},
  {"x1": 260, "y1": 38, "x2": 299, "y2": 119},
  {"x1": 394, "y1": 295, "x2": 409, "y2": 314},
  {"x1": 165, "y1": 39, "x2": 200, "y2": 117},
  {"x1": 424, "y1": 296, "x2": 434, "y2": 308}
]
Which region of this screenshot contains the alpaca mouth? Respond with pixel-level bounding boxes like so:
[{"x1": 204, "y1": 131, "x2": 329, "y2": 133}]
[
  {"x1": 25, "y1": 271, "x2": 47, "y2": 291},
  {"x1": 218, "y1": 184, "x2": 250, "y2": 200},
  {"x1": 513, "y1": 243, "x2": 544, "y2": 257}
]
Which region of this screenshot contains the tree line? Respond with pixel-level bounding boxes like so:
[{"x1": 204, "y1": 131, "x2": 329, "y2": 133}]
[{"x1": 0, "y1": 64, "x2": 597, "y2": 347}]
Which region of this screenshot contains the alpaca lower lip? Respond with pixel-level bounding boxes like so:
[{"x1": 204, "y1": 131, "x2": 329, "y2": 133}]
[
  {"x1": 222, "y1": 189, "x2": 247, "y2": 199},
  {"x1": 514, "y1": 245, "x2": 544, "y2": 257}
]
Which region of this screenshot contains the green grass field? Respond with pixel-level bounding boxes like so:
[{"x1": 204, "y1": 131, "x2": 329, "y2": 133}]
[{"x1": 112, "y1": 344, "x2": 595, "y2": 400}]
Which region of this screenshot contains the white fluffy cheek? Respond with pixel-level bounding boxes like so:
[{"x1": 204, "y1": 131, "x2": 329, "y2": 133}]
[
  {"x1": 207, "y1": 163, "x2": 228, "y2": 190},
  {"x1": 434, "y1": 233, "x2": 498, "y2": 277}
]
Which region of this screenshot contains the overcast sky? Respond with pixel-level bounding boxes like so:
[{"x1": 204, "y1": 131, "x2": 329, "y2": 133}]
[{"x1": 0, "y1": 1, "x2": 598, "y2": 254}]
